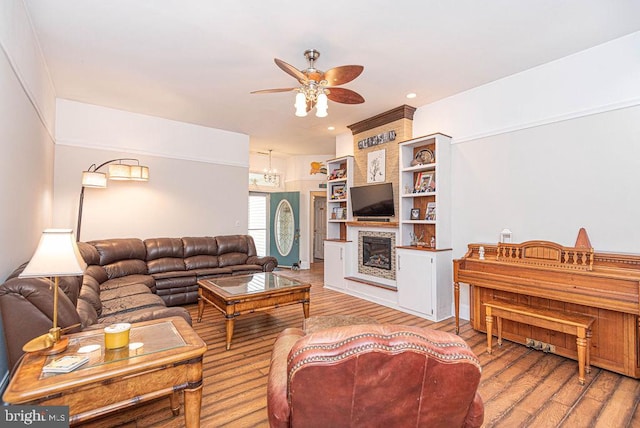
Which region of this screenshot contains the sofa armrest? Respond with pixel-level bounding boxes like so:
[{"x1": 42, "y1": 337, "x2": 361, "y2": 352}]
[
  {"x1": 0, "y1": 277, "x2": 82, "y2": 369},
  {"x1": 463, "y1": 392, "x2": 485, "y2": 428},
  {"x1": 247, "y1": 255, "x2": 278, "y2": 272},
  {"x1": 267, "y1": 327, "x2": 305, "y2": 428}
]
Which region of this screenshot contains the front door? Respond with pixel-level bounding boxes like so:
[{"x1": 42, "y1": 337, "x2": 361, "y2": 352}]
[{"x1": 269, "y1": 192, "x2": 300, "y2": 268}]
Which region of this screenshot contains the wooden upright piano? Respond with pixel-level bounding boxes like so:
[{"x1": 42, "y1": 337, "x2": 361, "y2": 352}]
[{"x1": 454, "y1": 238, "x2": 640, "y2": 378}]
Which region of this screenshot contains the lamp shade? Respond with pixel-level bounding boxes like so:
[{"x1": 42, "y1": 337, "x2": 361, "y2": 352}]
[
  {"x1": 129, "y1": 165, "x2": 150, "y2": 181},
  {"x1": 108, "y1": 164, "x2": 131, "y2": 180},
  {"x1": 295, "y1": 92, "x2": 308, "y2": 117},
  {"x1": 315, "y1": 92, "x2": 328, "y2": 117},
  {"x1": 20, "y1": 229, "x2": 87, "y2": 278},
  {"x1": 81, "y1": 171, "x2": 107, "y2": 188}
]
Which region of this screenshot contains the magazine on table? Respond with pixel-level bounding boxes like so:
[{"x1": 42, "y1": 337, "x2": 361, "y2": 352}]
[{"x1": 42, "y1": 355, "x2": 89, "y2": 373}]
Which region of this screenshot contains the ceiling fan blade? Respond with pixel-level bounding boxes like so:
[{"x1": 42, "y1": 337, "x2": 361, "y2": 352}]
[
  {"x1": 323, "y1": 65, "x2": 364, "y2": 86},
  {"x1": 250, "y1": 88, "x2": 296, "y2": 94},
  {"x1": 274, "y1": 58, "x2": 308, "y2": 84},
  {"x1": 326, "y1": 87, "x2": 365, "y2": 104}
]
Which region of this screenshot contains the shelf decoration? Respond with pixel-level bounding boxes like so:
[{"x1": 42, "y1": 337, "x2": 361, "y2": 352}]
[
  {"x1": 426, "y1": 202, "x2": 436, "y2": 221},
  {"x1": 410, "y1": 148, "x2": 435, "y2": 166},
  {"x1": 329, "y1": 168, "x2": 345, "y2": 180},
  {"x1": 331, "y1": 184, "x2": 346, "y2": 199},
  {"x1": 414, "y1": 172, "x2": 435, "y2": 193}
]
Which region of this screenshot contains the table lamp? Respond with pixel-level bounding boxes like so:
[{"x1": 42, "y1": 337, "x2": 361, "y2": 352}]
[{"x1": 19, "y1": 229, "x2": 87, "y2": 354}]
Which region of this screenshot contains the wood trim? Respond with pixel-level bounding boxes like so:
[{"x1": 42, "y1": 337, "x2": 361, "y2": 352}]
[
  {"x1": 347, "y1": 105, "x2": 416, "y2": 135},
  {"x1": 345, "y1": 221, "x2": 399, "y2": 228}
]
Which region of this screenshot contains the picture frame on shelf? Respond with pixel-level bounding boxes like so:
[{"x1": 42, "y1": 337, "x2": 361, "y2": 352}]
[
  {"x1": 425, "y1": 202, "x2": 436, "y2": 221},
  {"x1": 414, "y1": 172, "x2": 433, "y2": 193},
  {"x1": 331, "y1": 184, "x2": 346, "y2": 199},
  {"x1": 330, "y1": 168, "x2": 345, "y2": 180},
  {"x1": 410, "y1": 208, "x2": 420, "y2": 220},
  {"x1": 427, "y1": 173, "x2": 436, "y2": 192}
]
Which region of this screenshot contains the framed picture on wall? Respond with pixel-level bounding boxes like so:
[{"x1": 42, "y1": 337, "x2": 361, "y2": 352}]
[{"x1": 367, "y1": 149, "x2": 386, "y2": 183}]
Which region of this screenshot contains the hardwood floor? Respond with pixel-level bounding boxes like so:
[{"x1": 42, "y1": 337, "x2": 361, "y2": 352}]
[{"x1": 80, "y1": 262, "x2": 640, "y2": 428}]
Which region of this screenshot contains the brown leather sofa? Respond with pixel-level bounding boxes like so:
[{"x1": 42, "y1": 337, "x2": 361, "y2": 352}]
[
  {"x1": 267, "y1": 324, "x2": 484, "y2": 428},
  {"x1": 0, "y1": 234, "x2": 277, "y2": 368}
]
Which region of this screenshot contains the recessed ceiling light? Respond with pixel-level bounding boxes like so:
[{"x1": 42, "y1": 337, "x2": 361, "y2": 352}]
[
  {"x1": 327, "y1": 126, "x2": 335, "y2": 131},
  {"x1": 406, "y1": 93, "x2": 417, "y2": 99}
]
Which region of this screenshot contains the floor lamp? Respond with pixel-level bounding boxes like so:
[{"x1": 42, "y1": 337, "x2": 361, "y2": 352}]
[{"x1": 76, "y1": 158, "x2": 150, "y2": 241}]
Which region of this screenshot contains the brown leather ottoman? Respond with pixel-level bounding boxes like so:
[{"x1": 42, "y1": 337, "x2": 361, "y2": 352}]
[{"x1": 303, "y1": 314, "x2": 379, "y2": 334}]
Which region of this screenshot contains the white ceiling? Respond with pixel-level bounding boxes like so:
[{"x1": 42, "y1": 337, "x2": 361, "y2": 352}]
[{"x1": 24, "y1": 0, "x2": 640, "y2": 156}]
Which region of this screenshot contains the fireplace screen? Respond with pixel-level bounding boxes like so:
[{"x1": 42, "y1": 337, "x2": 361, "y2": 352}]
[{"x1": 362, "y1": 236, "x2": 392, "y2": 270}]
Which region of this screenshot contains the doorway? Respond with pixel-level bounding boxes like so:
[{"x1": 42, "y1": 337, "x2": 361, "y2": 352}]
[
  {"x1": 311, "y1": 191, "x2": 326, "y2": 261},
  {"x1": 269, "y1": 192, "x2": 300, "y2": 268}
]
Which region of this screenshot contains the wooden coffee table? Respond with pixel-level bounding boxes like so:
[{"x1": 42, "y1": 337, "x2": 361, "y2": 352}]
[
  {"x1": 197, "y1": 272, "x2": 310, "y2": 350},
  {"x1": 2, "y1": 317, "x2": 207, "y2": 427}
]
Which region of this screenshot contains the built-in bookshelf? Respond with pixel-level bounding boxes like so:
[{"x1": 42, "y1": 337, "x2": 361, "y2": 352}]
[
  {"x1": 326, "y1": 156, "x2": 354, "y2": 240},
  {"x1": 398, "y1": 133, "x2": 451, "y2": 249},
  {"x1": 396, "y1": 133, "x2": 453, "y2": 321}
]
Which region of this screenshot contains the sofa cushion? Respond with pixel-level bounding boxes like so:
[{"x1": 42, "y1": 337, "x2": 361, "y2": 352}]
[
  {"x1": 230, "y1": 264, "x2": 263, "y2": 274},
  {"x1": 79, "y1": 275, "x2": 102, "y2": 316},
  {"x1": 194, "y1": 267, "x2": 234, "y2": 278},
  {"x1": 100, "y1": 283, "x2": 152, "y2": 301},
  {"x1": 77, "y1": 242, "x2": 100, "y2": 266},
  {"x1": 219, "y1": 252, "x2": 249, "y2": 267},
  {"x1": 76, "y1": 298, "x2": 98, "y2": 328},
  {"x1": 104, "y1": 259, "x2": 149, "y2": 279},
  {"x1": 182, "y1": 236, "x2": 218, "y2": 257},
  {"x1": 90, "y1": 238, "x2": 147, "y2": 266},
  {"x1": 145, "y1": 238, "x2": 186, "y2": 274},
  {"x1": 85, "y1": 264, "x2": 108, "y2": 285},
  {"x1": 147, "y1": 258, "x2": 186, "y2": 274},
  {"x1": 100, "y1": 274, "x2": 156, "y2": 293},
  {"x1": 145, "y1": 237, "x2": 184, "y2": 259},
  {"x1": 184, "y1": 254, "x2": 219, "y2": 270},
  {"x1": 151, "y1": 270, "x2": 195, "y2": 280},
  {"x1": 98, "y1": 306, "x2": 192, "y2": 326},
  {"x1": 100, "y1": 293, "x2": 167, "y2": 318},
  {"x1": 216, "y1": 235, "x2": 250, "y2": 255}
]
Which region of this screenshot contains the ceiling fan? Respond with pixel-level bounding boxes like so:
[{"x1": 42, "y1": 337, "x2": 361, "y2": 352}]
[{"x1": 251, "y1": 49, "x2": 365, "y2": 117}]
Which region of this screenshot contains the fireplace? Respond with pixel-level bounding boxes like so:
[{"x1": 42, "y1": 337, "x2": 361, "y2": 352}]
[{"x1": 362, "y1": 236, "x2": 392, "y2": 270}]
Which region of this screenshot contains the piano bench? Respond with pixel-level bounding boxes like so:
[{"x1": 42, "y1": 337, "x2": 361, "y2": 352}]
[{"x1": 484, "y1": 300, "x2": 595, "y2": 385}]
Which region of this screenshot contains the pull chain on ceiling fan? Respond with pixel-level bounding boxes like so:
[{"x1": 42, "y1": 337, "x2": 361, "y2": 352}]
[{"x1": 251, "y1": 49, "x2": 365, "y2": 118}]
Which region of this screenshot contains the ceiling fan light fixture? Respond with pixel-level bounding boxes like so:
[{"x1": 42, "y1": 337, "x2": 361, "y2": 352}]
[
  {"x1": 294, "y1": 92, "x2": 307, "y2": 117},
  {"x1": 253, "y1": 49, "x2": 364, "y2": 118},
  {"x1": 315, "y1": 92, "x2": 328, "y2": 117}
]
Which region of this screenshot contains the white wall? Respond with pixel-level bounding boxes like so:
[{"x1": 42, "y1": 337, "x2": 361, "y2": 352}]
[
  {"x1": 54, "y1": 100, "x2": 250, "y2": 241},
  {"x1": 0, "y1": 0, "x2": 57, "y2": 393},
  {"x1": 335, "y1": 132, "x2": 354, "y2": 157},
  {"x1": 412, "y1": 31, "x2": 640, "y2": 319},
  {"x1": 0, "y1": 1, "x2": 56, "y2": 280}
]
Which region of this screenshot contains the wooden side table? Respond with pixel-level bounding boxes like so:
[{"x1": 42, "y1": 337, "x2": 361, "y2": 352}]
[{"x1": 3, "y1": 317, "x2": 207, "y2": 427}]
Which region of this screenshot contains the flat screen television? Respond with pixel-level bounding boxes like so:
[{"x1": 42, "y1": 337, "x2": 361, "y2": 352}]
[{"x1": 350, "y1": 182, "x2": 395, "y2": 218}]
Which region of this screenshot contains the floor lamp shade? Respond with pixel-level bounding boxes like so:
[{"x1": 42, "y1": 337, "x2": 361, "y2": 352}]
[{"x1": 81, "y1": 171, "x2": 107, "y2": 188}]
